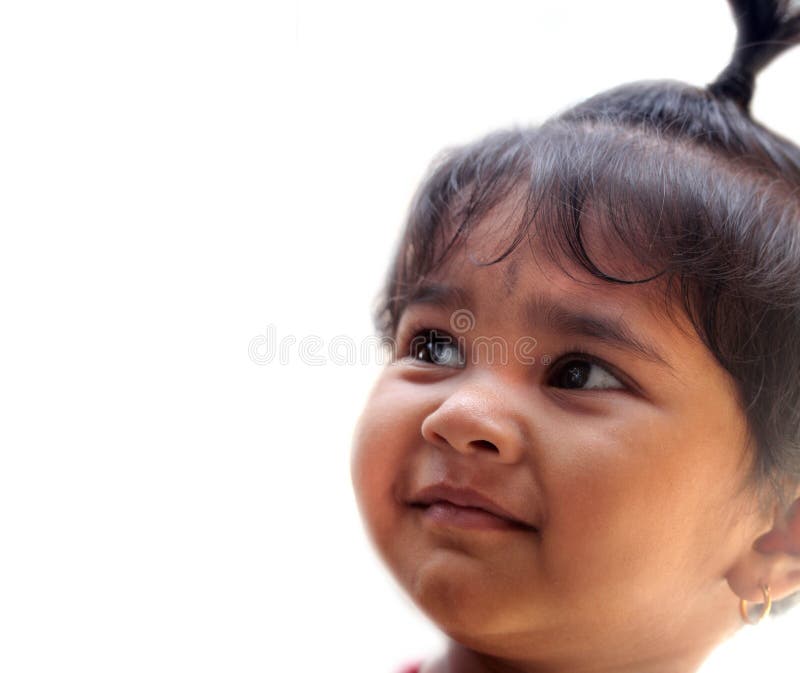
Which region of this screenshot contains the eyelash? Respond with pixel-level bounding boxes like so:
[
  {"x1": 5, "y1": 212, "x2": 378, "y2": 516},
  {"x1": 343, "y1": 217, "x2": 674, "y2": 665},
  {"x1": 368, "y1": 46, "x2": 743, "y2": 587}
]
[
  {"x1": 547, "y1": 345, "x2": 628, "y2": 391},
  {"x1": 397, "y1": 324, "x2": 630, "y2": 392}
]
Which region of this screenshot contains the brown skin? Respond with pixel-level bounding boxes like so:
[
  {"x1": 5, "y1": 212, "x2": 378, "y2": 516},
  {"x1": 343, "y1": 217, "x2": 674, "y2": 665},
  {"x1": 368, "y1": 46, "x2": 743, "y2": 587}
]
[{"x1": 351, "y1": 214, "x2": 800, "y2": 673}]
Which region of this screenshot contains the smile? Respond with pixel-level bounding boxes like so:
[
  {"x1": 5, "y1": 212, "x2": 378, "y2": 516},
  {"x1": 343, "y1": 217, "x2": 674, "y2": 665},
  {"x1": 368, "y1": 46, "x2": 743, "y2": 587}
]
[{"x1": 411, "y1": 501, "x2": 537, "y2": 532}]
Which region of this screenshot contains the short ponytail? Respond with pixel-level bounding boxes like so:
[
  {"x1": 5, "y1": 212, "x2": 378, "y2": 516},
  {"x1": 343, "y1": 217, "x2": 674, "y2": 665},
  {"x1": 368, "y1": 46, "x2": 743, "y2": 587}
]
[{"x1": 708, "y1": 0, "x2": 800, "y2": 110}]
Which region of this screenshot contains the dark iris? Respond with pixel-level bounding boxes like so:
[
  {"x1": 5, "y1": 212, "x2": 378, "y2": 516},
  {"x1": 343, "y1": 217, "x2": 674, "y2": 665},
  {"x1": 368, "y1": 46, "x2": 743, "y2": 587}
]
[
  {"x1": 553, "y1": 360, "x2": 591, "y2": 389},
  {"x1": 410, "y1": 329, "x2": 463, "y2": 367}
]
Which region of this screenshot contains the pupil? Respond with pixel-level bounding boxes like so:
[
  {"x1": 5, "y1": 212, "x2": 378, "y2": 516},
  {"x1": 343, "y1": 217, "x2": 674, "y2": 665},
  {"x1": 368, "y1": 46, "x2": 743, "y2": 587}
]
[
  {"x1": 430, "y1": 332, "x2": 453, "y2": 364},
  {"x1": 563, "y1": 362, "x2": 590, "y2": 388}
]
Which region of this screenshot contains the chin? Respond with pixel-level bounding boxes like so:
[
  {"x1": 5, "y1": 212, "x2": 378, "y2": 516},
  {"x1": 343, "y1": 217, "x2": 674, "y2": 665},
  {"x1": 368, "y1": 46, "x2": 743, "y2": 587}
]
[{"x1": 402, "y1": 556, "x2": 516, "y2": 640}]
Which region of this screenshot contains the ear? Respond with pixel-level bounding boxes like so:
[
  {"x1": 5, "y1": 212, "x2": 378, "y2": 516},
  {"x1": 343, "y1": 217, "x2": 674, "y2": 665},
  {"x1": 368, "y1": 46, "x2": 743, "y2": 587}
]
[
  {"x1": 726, "y1": 495, "x2": 800, "y2": 603},
  {"x1": 754, "y1": 498, "x2": 800, "y2": 556}
]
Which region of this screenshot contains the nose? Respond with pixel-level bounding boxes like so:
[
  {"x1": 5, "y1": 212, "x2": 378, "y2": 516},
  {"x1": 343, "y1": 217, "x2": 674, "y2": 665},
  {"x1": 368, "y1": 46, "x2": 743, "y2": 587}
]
[{"x1": 420, "y1": 376, "x2": 528, "y2": 464}]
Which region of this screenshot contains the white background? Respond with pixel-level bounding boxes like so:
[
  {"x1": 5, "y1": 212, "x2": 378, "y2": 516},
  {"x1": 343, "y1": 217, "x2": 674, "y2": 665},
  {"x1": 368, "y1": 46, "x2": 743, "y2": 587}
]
[{"x1": 1, "y1": 1, "x2": 799, "y2": 671}]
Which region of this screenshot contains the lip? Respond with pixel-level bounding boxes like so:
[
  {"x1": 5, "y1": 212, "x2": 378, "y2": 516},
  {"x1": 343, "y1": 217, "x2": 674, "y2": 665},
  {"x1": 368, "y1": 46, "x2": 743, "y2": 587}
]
[{"x1": 408, "y1": 483, "x2": 537, "y2": 531}]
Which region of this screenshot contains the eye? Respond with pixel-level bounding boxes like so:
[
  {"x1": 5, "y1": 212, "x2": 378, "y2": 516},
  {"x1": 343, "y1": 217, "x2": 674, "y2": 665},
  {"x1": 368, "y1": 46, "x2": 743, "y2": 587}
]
[
  {"x1": 407, "y1": 328, "x2": 465, "y2": 368},
  {"x1": 548, "y1": 354, "x2": 625, "y2": 391}
]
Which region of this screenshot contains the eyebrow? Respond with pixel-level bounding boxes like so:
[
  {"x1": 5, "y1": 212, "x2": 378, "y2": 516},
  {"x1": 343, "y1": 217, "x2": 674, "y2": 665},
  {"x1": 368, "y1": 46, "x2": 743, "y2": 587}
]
[
  {"x1": 528, "y1": 296, "x2": 671, "y2": 367},
  {"x1": 405, "y1": 282, "x2": 472, "y2": 311},
  {"x1": 405, "y1": 282, "x2": 672, "y2": 368}
]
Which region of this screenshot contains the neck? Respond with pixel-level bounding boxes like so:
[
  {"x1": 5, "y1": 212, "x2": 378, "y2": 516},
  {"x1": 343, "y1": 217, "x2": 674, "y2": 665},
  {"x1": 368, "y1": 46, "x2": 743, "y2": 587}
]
[{"x1": 419, "y1": 638, "x2": 711, "y2": 673}]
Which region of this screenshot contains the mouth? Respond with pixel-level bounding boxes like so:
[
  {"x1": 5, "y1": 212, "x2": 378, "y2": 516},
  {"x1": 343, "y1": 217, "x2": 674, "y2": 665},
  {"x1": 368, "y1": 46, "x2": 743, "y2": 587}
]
[
  {"x1": 409, "y1": 501, "x2": 538, "y2": 532},
  {"x1": 407, "y1": 482, "x2": 538, "y2": 533}
]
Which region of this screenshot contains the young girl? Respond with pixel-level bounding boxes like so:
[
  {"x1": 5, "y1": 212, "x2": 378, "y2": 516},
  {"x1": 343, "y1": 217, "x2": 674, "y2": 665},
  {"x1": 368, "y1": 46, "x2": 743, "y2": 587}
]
[{"x1": 351, "y1": 2, "x2": 800, "y2": 672}]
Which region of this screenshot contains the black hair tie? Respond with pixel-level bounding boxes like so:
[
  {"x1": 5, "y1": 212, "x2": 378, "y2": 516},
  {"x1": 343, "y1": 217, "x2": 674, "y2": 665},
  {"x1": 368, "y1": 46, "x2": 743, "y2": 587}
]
[{"x1": 708, "y1": 63, "x2": 755, "y2": 110}]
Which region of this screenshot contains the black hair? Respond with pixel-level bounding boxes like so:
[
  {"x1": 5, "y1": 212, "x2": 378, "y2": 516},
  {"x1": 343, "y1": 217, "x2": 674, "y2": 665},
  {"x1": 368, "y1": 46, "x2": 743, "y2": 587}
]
[{"x1": 373, "y1": 1, "x2": 800, "y2": 614}]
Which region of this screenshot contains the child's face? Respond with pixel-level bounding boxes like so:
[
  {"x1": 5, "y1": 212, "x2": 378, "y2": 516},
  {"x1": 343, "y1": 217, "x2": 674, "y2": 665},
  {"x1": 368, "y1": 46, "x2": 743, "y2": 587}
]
[{"x1": 351, "y1": 212, "x2": 770, "y2": 668}]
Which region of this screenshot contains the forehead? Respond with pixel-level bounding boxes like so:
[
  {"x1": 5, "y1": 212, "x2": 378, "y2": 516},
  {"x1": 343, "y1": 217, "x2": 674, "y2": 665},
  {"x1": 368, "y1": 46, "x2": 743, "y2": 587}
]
[
  {"x1": 424, "y1": 218, "x2": 672, "y2": 320},
  {"x1": 429, "y1": 184, "x2": 666, "y2": 288}
]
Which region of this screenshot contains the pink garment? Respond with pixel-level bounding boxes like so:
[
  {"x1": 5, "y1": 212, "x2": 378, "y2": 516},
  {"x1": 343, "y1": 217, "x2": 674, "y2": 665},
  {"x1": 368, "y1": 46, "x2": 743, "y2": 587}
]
[{"x1": 395, "y1": 661, "x2": 422, "y2": 673}]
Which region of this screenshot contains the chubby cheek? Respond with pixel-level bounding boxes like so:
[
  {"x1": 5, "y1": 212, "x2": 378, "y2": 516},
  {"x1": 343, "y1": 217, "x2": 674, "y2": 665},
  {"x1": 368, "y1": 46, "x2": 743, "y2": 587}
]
[
  {"x1": 351, "y1": 415, "x2": 396, "y2": 543},
  {"x1": 539, "y1": 407, "x2": 745, "y2": 604},
  {"x1": 350, "y1": 382, "x2": 417, "y2": 568}
]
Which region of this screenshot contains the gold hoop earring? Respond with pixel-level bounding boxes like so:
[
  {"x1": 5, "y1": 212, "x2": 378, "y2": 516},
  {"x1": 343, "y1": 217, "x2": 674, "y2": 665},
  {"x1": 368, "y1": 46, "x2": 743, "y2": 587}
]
[{"x1": 739, "y1": 584, "x2": 772, "y2": 625}]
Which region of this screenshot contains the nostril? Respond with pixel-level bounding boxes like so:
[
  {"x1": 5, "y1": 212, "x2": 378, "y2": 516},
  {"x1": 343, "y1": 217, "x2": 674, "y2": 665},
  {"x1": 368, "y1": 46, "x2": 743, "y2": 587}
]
[
  {"x1": 424, "y1": 428, "x2": 500, "y2": 454},
  {"x1": 430, "y1": 432, "x2": 448, "y2": 447}
]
